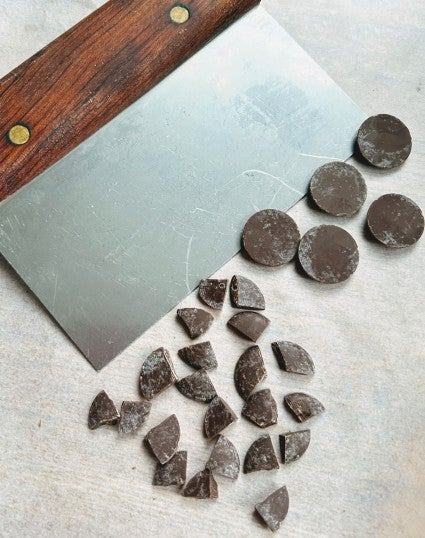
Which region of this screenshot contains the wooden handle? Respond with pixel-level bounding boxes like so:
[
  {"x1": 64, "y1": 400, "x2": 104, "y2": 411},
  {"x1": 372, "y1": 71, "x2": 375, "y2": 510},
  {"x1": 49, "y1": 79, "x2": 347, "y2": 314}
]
[{"x1": 0, "y1": 0, "x2": 260, "y2": 201}]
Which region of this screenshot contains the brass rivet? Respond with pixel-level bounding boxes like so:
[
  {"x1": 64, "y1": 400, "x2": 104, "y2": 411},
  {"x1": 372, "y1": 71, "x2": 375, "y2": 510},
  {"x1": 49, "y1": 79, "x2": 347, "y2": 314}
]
[
  {"x1": 170, "y1": 5, "x2": 190, "y2": 24},
  {"x1": 8, "y1": 124, "x2": 31, "y2": 145}
]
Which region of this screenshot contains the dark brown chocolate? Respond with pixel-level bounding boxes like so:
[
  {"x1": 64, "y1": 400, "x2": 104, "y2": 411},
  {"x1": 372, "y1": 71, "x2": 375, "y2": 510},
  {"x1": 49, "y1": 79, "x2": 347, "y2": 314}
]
[
  {"x1": 309, "y1": 161, "x2": 367, "y2": 217},
  {"x1": 279, "y1": 430, "x2": 310, "y2": 464},
  {"x1": 357, "y1": 114, "x2": 412, "y2": 169},
  {"x1": 139, "y1": 347, "x2": 177, "y2": 400},
  {"x1": 244, "y1": 434, "x2": 279, "y2": 473},
  {"x1": 367, "y1": 193, "x2": 424, "y2": 248},
  {"x1": 284, "y1": 393, "x2": 325, "y2": 423},
  {"x1": 230, "y1": 275, "x2": 265, "y2": 310},
  {"x1": 118, "y1": 400, "x2": 151, "y2": 434},
  {"x1": 242, "y1": 388, "x2": 278, "y2": 428},
  {"x1": 183, "y1": 469, "x2": 218, "y2": 499},
  {"x1": 153, "y1": 450, "x2": 187, "y2": 487},
  {"x1": 227, "y1": 311, "x2": 270, "y2": 342},
  {"x1": 204, "y1": 396, "x2": 237, "y2": 439},
  {"x1": 298, "y1": 224, "x2": 359, "y2": 283},
  {"x1": 176, "y1": 369, "x2": 217, "y2": 403},
  {"x1": 177, "y1": 341, "x2": 218, "y2": 371},
  {"x1": 255, "y1": 486, "x2": 289, "y2": 532},
  {"x1": 198, "y1": 279, "x2": 228, "y2": 310},
  {"x1": 88, "y1": 390, "x2": 120, "y2": 430},
  {"x1": 206, "y1": 435, "x2": 240, "y2": 480},
  {"x1": 234, "y1": 345, "x2": 267, "y2": 400},
  {"x1": 242, "y1": 209, "x2": 300, "y2": 266},
  {"x1": 271, "y1": 341, "x2": 315, "y2": 375},
  {"x1": 145, "y1": 414, "x2": 180, "y2": 464},
  {"x1": 177, "y1": 308, "x2": 214, "y2": 339}
]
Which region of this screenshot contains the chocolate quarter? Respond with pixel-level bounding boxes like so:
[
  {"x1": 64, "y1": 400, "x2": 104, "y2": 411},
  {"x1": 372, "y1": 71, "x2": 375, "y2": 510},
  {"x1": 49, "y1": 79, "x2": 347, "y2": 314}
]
[
  {"x1": 234, "y1": 345, "x2": 267, "y2": 400},
  {"x1": 206, "y1": 435, "x2": 240, "y2": 480},
  {"x1": 145, "y1": 414, "x2": 180, "y2": 464},
  {"x1": 204, "y1": 396, "x2": 237, "y2": 439},
  {"x1": 367, "y1": 193, "x2": 424, "y2": 248},
  {"x1": 242, "y1": 209, "x2": 300, "y2": 266},
  {"x1": 177, "y1": 308, "x2": 214, "y2": 339},
  {"x1": 244, "y1": 434, "x2": 279, "y2": 474},
  {"x1": 357, "y1": 114, "x2": 412, "y2": 169},
  {"x1": 88, "y1": 390, "x2": 120, "y2": 430},
  {"x1": 176, "y1": 369, "x2": 217, "y2": 403},
  {"x1": 183, "y1": 469, "x2": 218, "y2": 499},
  {"x1": 271, "y1": 341, "x2": 315, "y2": 375},
  {"x1": 255, "y1": 486, "x2": 289, "y2": 532},
  {"x1": 153, "y1": 450, "x2": 187, "y2": 487},
  {"x1": 177, "y1": 341, "x2": 218, "y2": 371},
  {"x1": 279, "y1": 430, "x2": 311, "y2": 464},
  {"x1": 309, "y1": 162, "x2": 367, "y2": 217},
  {"x1": 139, "y1": 347, "x2": 177, "y2": 400},
  {"x1": 118, "y1": 400, "x2": 151, "y2": 434},
  {"x1": 298, "y1": 224, "x2": 359, "y2": 283},
  {"x1": 284, "y1": 393, "x2": 325, "y2": 423},
  {"x1": 227, "y1": 311, "x2": 270, "y2": 342},
  {"x1": 230, "y1": 275, "x2": 265, "y2": 310},
  {"x1": 242, "y1": 388, "x2": 278, "y2": 428},
  {"x1": 198, "y1": 279, "x2": 228, "y2": 310}
]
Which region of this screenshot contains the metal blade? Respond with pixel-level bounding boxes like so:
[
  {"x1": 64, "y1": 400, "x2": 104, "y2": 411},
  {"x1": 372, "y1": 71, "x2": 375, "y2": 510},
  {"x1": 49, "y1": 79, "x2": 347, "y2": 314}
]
[{"x1": 0, "y1": 7, "x2": 365, "y2": 369}]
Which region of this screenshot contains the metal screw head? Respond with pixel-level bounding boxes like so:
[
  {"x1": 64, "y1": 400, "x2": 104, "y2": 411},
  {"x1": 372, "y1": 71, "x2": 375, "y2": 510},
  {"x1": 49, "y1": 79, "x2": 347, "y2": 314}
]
[
  {"x1": 170, "y1": 5, "x2": 190, "y2": 24},
  {"x1": 8, "y1": 124, "x2": 31, "y2": 145}
]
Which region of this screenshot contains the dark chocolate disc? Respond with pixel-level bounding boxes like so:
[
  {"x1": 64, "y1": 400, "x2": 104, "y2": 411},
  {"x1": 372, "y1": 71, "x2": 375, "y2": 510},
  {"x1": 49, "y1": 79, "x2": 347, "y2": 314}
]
[
  {"x1": 227, "y1": 311, "x2": 270, "y2": 342},
  {"x1": 309, "y1": 162, "x2": 367, "y2": 217},
  {"x1": 271, "y1": 341, "x2": 315, "y2": 375},
  {"x1": 183, "y1": 469, "x2": 218, "y2": 499},
  {"x1": 234, "y1": 346, "x2": 267, "y2": 400},
  {"x1": 298, "y1": 225, "x2": 359, "y2": 283},
  {"x1": 279, "y1": 430, "x2": 311, "y2": 464},
  {"x1": 242, "y1": 388, "x2": 278, "y2": 428},
  {"x1": 284, "y1": 393, "x2": 325, "y2": 423},
  {"x1": 88, "y1": 390, "x2": 120, "y2": 430},
  {"x1": 176, "y1": 369, "x2": 217, "y2": 403},
  {"x1": 177, "y1": 341, "x2": 218, "y2": 371},
  {"x1": 230, "y1": 275, "x2": 265, "y2": 310},
  {"x1": 206, "y1": 435, "x2": 240, "y2": 480},
  {"x1": 357, "y1": 114, "x2": 412, "y2": 169},
  {"x1": 145, "y1": 414, "x2": 180, "y2": 464},
  {"x1": 198, "y1": 279, "x2": 228, "y2": 310},
  {"x1": 153, "y1": 450, "x2": 187, "y2": 487},
  {"x1": 243, "y1": 434, "x2": 279, "y2": 474},
  {"x1": 242, "y1": 209, "x2": 300, "y2": 266},
  {"x1": 367, "y1": 193, "x2": 424, "y2": 248},
  {"x1": 118, "y1": 401, "x2": 152, "y2": 434},
  {"x1": 255, "y1": 486, "x2": 289, "y2": 532},
  {"x1": 139, "y1": 347, "x2": 177, "y2": 400},
  {"x1": 204, "y1": 396, "x2": 237, "y2": 439},
  {"x1": 177, "y1": 308, "x2": 214, "y2": 339}
]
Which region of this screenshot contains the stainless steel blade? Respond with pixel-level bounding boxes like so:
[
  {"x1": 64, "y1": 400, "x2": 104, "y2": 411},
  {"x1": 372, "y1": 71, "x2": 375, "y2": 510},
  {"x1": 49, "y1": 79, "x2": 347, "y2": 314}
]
[{"x1": 0, "y1": 7, "x2": 365, "y2": 369}]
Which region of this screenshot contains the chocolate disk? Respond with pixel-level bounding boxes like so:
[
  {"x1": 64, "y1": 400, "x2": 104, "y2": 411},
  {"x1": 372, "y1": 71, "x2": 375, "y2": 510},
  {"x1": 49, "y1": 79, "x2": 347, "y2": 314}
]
[
  {"x1": 183, "y1": 469, "x2": 218, "y2": 499},
  {"x1": 176, "y1": 369, "x2": 217, "y2": 403},
  {"x1": 271, "y1": 341, "x2": 315, "y2": 375},
  {"x1": 234, "y1": 346, "x2": 267, "y2": 400},
  {"x1": 244, "y1": 434, "x2": 279, "y2": 474},
  {"x1": 357, "y1": 114, "x2": 412, "y2": 169},
  {"x1": 177, "y1": 341, "x2": 218, "y2": 371},
  {"x1": 198, "y1": 279, "x2": 228, "y2": 310},
  {"x1": 242, "y1": 388, "x2": 278, "y2": 428},
  {"x1": 227, "y1": 311, "x2": 270, "y2": 342},
  {"x1": 88, "y1": 390, "x2": 120, "y2": 430},
  {"x1": 367, "y1": 193, "x2": 424, "y2": 248},
  {"x1": 118, "y1": 401, "x2": 152, "y2": 434},
  {"x1": 298, "y1": 225, "x2": 359, "y2": 283},
  {"x1": 230, "y1": 275, "x2": 265, "y2": 310},
  {"x1": 204, "y1": 396, "x2": 237, "y2": 439},
  {"x1": 255, "y1": 486, "x2": 289, "y2": 532},
  {"x1": 139, "y1": 347, "x2": 177, "y2": 400},
  {"x1": 279, "y1": 430, "x2": 311, "y2": 464},
  {"x1": 242, "y1": 209, "x2": 300, "y2": 266},
  {"x1": 177, "y1": 308, "x2": 214, "y2": 339},
  {"x1": 309, "y1": 162, "x2": 367, "y2": 217},
  {"x1": 145, "y1": 414, "x2": 180, "y2": 464},
  {"x1": 206, "y1": 435, "x2": 240, "y2": 480},
  {"x1": 284, "y1": 393, "x2": 325, "y2": 423},
  {"x1": 153, "y1": 450, "x2": 187, "y2": 487}
]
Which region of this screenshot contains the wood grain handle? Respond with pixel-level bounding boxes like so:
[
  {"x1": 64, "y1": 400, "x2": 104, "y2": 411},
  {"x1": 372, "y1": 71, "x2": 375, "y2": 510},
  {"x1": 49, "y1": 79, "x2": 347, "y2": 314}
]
[{"x1": 0, "y1": 0, "x2": 260, "y2": 201}]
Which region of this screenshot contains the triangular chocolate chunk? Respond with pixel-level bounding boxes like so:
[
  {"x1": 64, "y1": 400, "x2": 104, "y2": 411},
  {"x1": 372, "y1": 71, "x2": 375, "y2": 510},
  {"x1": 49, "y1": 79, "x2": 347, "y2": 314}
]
[
  {"x1": 242, "y1": 388, "x2": 278, "y2": 428},
  {"x1": 88, "y1": 390, "x2": 120, "y2": 430},
  {"x1": 230, "y1": 275, "x2": 265, "y2": 310},
  {"x1": 244, "y1": 434, "x2": 279, "y2": 474},
  {"x1": 183, "y1": 469, "x2": 218, "y2": 499},
  {"x1": 145, "y1": 414, "x2": 180, "y2": 464},
  {"x1": 198, "y1": 279, "x2": 228, "y2": 310},
  {"x1": 206, "y1": 435, "x2": 240, "y2": 480},
  {"x1": 279, "y1": 430, "x2": 311, "y2": 464},
  {"x1": 284, "y1": 392, "x2": 325, "y2": 422},
  {"x1": 204, "y1": 396, "x2": 237, "y2": 439},
  {"x1": 139, "y1": 347, "x2": 177, "y2": 400},
  {"x1": 177, "y1": 308, "x2": 214, "y2": 339},
  {"x1": 234, "y1": 345, "x2": 267, "y2": 400},
  {"x1": 118, "y1": 400, "x2": 151, "y2": 434},
  {"x1": 153, "y1": 450, "x2": 187, "y2": 487},
  {"x1": 176, "y1": 369, "x2": 217, "y2": 403},
  {"x1": 271, "y1": 341, "x2": 315, "y2": 375},
  {"x1": 255, "y1": 486, "x2": 289, "y2": 532},
  {"x1": 227, "y1": 311, "x2": 269, "y2": 342},
  {"x1": 177, "y1": 341, "x2": 217, "y2": 371}
]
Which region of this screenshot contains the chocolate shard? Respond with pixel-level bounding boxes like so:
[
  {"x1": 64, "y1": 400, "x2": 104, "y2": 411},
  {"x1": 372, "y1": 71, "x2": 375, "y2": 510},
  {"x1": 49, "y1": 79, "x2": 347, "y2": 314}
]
[
  {"x1": 284, "y1": 393, "x2": 325, "y2": 422},
  {"x1": 279, "y1": 430, "x2": 311, "y2": 464},
  {"x1": 177, "y1": 308, "x2": 214, "y2": 339},
  {"x1": 206, "y1": 435, "x2": 240, "y2": 480},
  {"x1": 271, "y1": 341, "x2": 315, "y2": 375},
  {"x1": 145, "y1": 414, "x2": 180, "y2": 464},
  {"x1": 234, "y1": 345, "x2": 267, "y2": 400},
  {"x1": 230, "y1": 275, "x2": 265, "y2": 310},
  {"x1": 177, "y1": 341, "x2": 218, "y2": 371},
  {"x1": 255, "y1": 486, "x2": 289, "y2": 532},
  {"x1": 198, "y1": 279, "x2": 228, "y2": 310},
  {"x1": 118, "y1": 400, "x2": 152, "y2": 434},
  {"x1": 242, "y1": 388, "x2": 278, "y2": 428},
  {"x1": 183, "y1": 469, "x2": 218, "y2": 499},
  {"x1": 204, "y1": 396, "x2": 237, "y2": 439},
  {"x1": 153, "y1": 450, "x2": 187, "y2": 487},
  {"x1": 244, "y1": 434, "x2": 279, "y2": 474},
  {"x1": 227, "y1": 311, "x2": 270, "y2": 342},
  {"x1": 176, "y1": 369, "x2": 217, "y2": 403},
  {"x1": 139, "y1": 347, "x2": 177, "y2": 400},
  {"x1": 88, "y1": 390, "x2": 120, "y2": 430}
]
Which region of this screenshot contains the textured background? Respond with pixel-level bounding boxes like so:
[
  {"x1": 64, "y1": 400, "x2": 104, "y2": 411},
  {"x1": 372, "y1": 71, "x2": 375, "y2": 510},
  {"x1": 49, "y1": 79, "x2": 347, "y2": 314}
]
[{"x1": 0, "y1": 1, "x2": 424, "y2": 537}]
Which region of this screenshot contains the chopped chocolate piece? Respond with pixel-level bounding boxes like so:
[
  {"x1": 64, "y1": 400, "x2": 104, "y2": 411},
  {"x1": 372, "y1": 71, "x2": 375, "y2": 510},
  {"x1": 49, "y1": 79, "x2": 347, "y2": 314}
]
[
  {"x1": 177, "y1": 308, "x2": 214, "y2": 339},
  {"x1": 279, "y1": 430, "x2": 311, "y2": 464},
  {"x1": 145, "y1": 414, "x2": 180, "y2": 464},
  {"x1": 227, "y1": 311, "x2": 270, "y2": 342},
  {"x1": 206, "y1": 435, "x2": 240, "y2": 480},
  {"x1": 284, "y1": 393, "x2": 325, "y2": 422},
  {"x1": 177, "y1": 341, "x2": 218, "y2": 371},
  {"x1": 230, "y1": 275, "x2": 265, "y2": 310},
  {"x1": 271, "y1": 341, "x2": 315, "y2": 375},
  {"x1": 242, "y1": 388, "x2": 278, "y2": 428},
  {"x1": 198, "y1": 279, "x2": 228, "y2": 310},
  {"x1": 176, "y1": 369, "x2": 217, "y2": 403},
  {"x1": 255, "y1": 486, "x2": 289, "y2": 532},
  {"x1": 242, "y1": 209, "x2": 300, "y2": 266},
  {"x1": 367, "y1": 193, "x2": 424, "y2": 248},
  {"x1": 88, "y1": 390, "x2": 120, "y2": 430},
  {"x1": 183, "y1": 469, "x2": 218, "y2": 499},
  {"x1": 298, "y1": 225, "x2": 359, "y2": 283},
  {"x1": 309, "y1": 162, "x2": 367, "y2": 217},
  {"x1": 357, "y1": 114, "x2": 412, "y2": 169},
  {"x1": 234, "y1": 346, "x2": 267, "y2": 400},
  {"x1": 118, "y1": 400, "x2": 151, "y2": 434},
  {"x1": 139, "y1": 347, "x2": 177, "y2": 400},
  {"x1": 204, "y1": 396, "x2": 237, "y2": 439},
  {"x1": 244, "y1": 434, "x2": 279, "y2": 474},
  {"x1": 153, "y1": 450, "x2": 187, "y2": 487}
]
